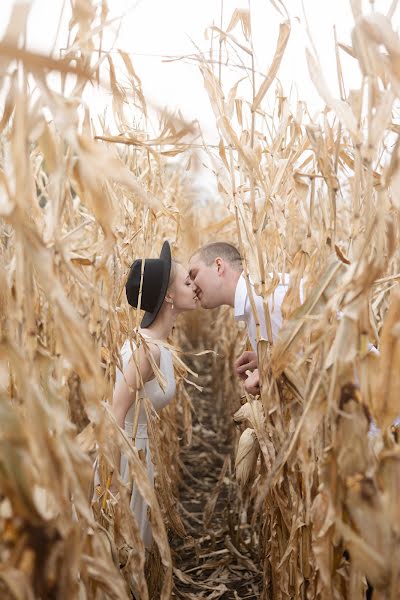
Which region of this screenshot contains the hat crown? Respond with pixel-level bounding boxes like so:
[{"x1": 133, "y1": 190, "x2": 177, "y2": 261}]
[
  {"x1": 125, "y1": 241, "x2": 171, "y2": 328},
  {"x1": 126, "y1": 258, "x2": 169, "y2": 312}
]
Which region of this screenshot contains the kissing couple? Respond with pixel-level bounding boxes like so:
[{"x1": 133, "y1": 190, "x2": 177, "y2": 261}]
[{"x1": 106, "y1": 240, "x2": 290, "y2": 556}]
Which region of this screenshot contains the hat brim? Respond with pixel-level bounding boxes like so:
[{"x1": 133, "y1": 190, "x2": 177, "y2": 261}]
[{"x1": 141, "y1": 241, "x2": 172, "y2": 328}]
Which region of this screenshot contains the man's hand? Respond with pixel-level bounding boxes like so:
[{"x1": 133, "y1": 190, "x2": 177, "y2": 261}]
[
  {"x1": 244, "y1": 369, "x2": 260, "y2": 395},
  {"x1": 234, "y1": 351, "x2": 258, "y2": 380}
]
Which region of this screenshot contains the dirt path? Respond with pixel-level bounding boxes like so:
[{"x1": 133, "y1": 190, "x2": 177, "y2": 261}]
[{"x1": 171, "y1": 360, "x2": 263, "y2": 600}]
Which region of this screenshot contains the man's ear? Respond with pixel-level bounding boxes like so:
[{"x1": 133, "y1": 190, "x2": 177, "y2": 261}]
[{"x1": 215, "y1": 257, "x2": 225, "y2": 275}]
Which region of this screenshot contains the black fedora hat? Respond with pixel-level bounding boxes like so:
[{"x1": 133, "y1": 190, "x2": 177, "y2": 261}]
[{"x1": 125, "y1": 241, "x2": 172, "y2": 328}]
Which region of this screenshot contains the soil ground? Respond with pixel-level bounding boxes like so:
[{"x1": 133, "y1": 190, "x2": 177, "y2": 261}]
[{"x1": 171, "y1": 359, "x2": 263, "y2": 600}]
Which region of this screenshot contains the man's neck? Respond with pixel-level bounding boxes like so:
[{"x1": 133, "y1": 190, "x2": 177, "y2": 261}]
[{"x1": 226, "y1": 270, "x2": 242, "y2": 307}]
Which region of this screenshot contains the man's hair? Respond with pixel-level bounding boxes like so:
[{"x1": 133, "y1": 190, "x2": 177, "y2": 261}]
[{"x1": 194, "y1": 242, "x2": 243, "y2": 271}]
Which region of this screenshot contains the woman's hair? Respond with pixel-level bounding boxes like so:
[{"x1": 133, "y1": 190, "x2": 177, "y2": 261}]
[{"x1": 168, "y1": 260, "x2": 179, "y2": 287}]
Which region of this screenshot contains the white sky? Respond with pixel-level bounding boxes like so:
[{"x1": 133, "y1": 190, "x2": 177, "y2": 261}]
[
  {"x1": 1, "y1": 0, "x2": 399, "y2": 204},
  {"x1": 1, "y1": 0, "x2": 399, "y2": 139}
]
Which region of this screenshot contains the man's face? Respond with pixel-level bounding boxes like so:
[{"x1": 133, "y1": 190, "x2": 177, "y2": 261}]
[{"x1": 188, "y1": 254, "x2": 224, "y2": 309}]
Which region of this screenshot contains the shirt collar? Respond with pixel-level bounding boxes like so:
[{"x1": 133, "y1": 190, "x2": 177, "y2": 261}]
[{"x1": 234, "y1": 273, "x2": 247, "y2": 320}]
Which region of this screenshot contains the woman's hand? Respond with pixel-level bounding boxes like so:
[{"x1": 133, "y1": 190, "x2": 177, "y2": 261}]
[
  {"x1": 108, "y1": 484, "x2": 119, "y2": 499},
  {"x1": 234, "y1": 350, "x2": 258, "y2": 379}
]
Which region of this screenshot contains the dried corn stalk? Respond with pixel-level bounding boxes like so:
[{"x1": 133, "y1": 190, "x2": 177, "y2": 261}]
[
  {"x1": 0, "y1": 1, "x2": 199, "y2": 598},
  {"x1": 193, "y1": 2, "x2": 400, "y2": 598}
]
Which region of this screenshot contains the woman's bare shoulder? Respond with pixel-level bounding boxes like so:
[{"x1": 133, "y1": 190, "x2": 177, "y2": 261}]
[
  {"x1": 124, "y1": 333, "x2": 161, "y2": 360},
  {"x1": 121, "y1": 341, "x2": 160, "y2": 387},
  {"x1": 143, "y1": 340, "x2": 161, "y2": 364}
]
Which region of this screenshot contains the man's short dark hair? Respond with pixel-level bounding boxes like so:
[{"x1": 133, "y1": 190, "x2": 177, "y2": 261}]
[{"x1": 194, "y1": 242, "x2": 243, "y2": 271}]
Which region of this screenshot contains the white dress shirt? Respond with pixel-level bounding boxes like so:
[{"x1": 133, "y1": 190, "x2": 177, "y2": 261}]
[{"x1": 234, "y1": 273, "x2": 298, "y2": 351}]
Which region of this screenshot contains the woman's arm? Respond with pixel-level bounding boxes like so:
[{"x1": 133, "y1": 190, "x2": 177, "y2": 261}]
[
  {"x1": 107, "y1": 343, "x2": 160, "y2": 494},
  {"x1": 112, "y1": 343, "x2": 160, "y2": 428}
]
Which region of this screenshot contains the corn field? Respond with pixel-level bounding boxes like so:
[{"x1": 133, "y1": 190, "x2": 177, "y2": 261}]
[{"x1": 0, "y1": 0, "x2": 399, "y2": 598}]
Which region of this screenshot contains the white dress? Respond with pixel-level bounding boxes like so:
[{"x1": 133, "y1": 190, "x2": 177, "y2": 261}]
[{"x1": 117, "y1": 337, "x2": 176, "y2": 549}]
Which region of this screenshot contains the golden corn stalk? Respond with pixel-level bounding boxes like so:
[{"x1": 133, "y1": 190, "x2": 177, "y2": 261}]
[
  {"x1": 0, "y1": 0, "x2": 399, "y2": 599},
  {"x1": 195, "y1": 2, "x2": 400, "y2": 598}
]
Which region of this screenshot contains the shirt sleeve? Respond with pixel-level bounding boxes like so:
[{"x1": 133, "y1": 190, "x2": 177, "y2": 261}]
[{"x1": 244, "y1": 290, "x2": 268, "y2": 350}]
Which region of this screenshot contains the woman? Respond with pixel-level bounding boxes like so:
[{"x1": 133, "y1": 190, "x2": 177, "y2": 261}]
[{"x1": 112, "y1": 240, "x2": 197, "y2": 549}]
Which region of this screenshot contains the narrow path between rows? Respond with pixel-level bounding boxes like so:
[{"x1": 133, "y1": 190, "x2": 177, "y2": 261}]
[{"x1": 171, "y1": 358, "x2": 263, "y2": 600}]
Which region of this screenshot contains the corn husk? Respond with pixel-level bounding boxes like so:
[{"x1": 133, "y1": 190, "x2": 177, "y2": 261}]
[{"x1": 235, "y1": 428, "x2": 260, "y2": 489}]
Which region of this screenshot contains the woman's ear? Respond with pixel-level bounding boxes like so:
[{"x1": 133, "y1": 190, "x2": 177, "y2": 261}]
[{"x1": 164, "y1": 293, "x2": 174, "y2": 305}]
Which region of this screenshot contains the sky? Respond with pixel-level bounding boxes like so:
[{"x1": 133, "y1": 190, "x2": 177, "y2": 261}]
[
  {"x1": 2, "y1": 0, "x2": 399, "y2": 134},
  {"x1": 0, "y1": 0, "x2": 399, "y2": 197}
]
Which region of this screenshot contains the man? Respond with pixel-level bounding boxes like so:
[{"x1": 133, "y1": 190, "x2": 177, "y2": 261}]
[{"x1": 188, "y1": 241, "x2": 295, "y2": 395}]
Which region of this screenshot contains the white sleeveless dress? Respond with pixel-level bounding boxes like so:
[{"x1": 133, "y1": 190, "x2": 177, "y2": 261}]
[{"x1": 117, "y1": 337, "x2": 176, "y2": 548}]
